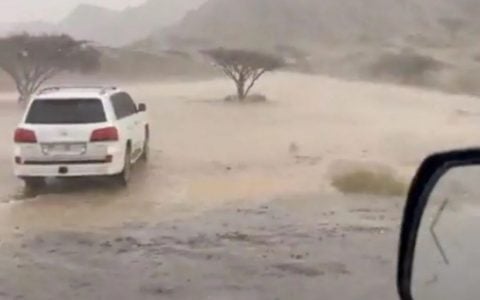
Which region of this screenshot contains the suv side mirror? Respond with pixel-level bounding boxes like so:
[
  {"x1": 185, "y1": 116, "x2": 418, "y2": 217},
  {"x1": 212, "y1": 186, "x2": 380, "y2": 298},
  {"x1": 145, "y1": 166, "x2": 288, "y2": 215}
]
[
  {"x1": 138, "y1": 103, "x2": 147, "y2": 112},
  {"x1": 397, "y1": 148, "x2": 480, "y2": 300}
]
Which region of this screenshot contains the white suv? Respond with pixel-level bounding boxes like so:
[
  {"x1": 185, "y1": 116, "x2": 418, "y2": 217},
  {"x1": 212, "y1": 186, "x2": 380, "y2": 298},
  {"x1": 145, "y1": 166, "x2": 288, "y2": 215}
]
[{"x1": 13, "y1": 86, "x2": 149, "y2": 189}]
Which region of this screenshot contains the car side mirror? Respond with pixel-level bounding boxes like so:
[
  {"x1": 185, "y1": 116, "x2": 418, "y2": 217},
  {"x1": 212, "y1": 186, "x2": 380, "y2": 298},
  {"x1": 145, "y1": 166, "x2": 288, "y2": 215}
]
[
  {"x1": 397, "y1": 148, "x2": 480, "y2": 300},
  {"x1": 138, "y1": 103, "x2": 147, "y2": 112}
]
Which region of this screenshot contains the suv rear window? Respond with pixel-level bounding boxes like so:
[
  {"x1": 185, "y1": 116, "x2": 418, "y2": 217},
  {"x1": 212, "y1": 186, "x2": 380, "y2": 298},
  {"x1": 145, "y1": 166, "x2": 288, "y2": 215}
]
[{"x1": 25, "y1": 99, "x2": 106, "y2": 124}]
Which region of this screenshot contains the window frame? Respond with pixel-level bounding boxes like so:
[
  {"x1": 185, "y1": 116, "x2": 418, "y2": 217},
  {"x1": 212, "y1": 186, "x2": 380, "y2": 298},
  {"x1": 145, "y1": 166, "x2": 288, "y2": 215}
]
[
  {"x1": 25, "y1": 98, "x2": 107, "y2": 125},
  {"x1": 110, "y1": 92, "x2": 138, "y2": 120}
]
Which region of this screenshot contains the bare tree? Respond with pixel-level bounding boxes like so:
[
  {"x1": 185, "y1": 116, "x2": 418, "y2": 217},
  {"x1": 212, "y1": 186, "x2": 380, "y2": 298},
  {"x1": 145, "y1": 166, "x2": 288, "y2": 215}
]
[
  {"x1": 0, "y1": 34, "x2": 101, "y2": 102},
  {"x1": 203, "y1": 48, "x2": 284, "y2": 101}
]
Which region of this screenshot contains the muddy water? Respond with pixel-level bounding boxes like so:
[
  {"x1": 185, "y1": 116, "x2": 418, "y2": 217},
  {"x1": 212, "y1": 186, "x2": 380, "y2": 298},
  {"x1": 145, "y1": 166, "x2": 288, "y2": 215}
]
[
  {"x1": 0, "y1": 86, "x2": 329, "y2": 236},
  {"x1": 0, "y1": 96, "x2": 285, "y2": 235},
  {"x1": 4, "y1": 74, "x2": 475, "y2": 299},
  {"x1": 0, "y1": 155, "x2": 328, "y2": 236},
  {"x1": 1, "y1": 73, "x2": 479, "y2": 237},
  {"x1": 2, "y1": 74, "x2": 480, "y2": 299},
  {"x1": 0, "y1": 150, "x2": 318, "y2": 237}
]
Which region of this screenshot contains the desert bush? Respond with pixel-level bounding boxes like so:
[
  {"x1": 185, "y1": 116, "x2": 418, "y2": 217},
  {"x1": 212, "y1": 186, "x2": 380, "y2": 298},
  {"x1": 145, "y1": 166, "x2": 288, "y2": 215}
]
[
  {"x1": 224, "y1": 94, "x2": 267, "y2": 103},
  {"x1": 444, "y1": 68, "x2": 480, "y2": 96},
  {"x1": 332, "y1": 169, "x2": 407, "y2": 197},
  {"x1": 367, "y1": 51, "x2": 445, "y2": 86}
]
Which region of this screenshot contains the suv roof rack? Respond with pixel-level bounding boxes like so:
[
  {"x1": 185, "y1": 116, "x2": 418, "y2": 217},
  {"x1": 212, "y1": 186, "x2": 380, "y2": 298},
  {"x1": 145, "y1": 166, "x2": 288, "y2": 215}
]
[{"x1": 38, "y1": 86, "x2": 118, "y2": 95}]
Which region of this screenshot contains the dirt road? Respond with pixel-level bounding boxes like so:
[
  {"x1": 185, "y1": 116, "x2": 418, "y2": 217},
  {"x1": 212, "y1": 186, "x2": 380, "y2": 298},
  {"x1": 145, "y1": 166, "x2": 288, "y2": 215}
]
[{"x1": 1, "y1": 73, "x2": 479, "y2": 299}]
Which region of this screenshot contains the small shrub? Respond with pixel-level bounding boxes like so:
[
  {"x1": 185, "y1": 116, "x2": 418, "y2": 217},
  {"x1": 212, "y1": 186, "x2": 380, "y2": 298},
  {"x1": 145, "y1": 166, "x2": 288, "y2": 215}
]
[
  {"x1": 445, "y1": 69, "x2": 480, "y2": 96},
  {"x1": 224, "y1": 94, "x2": 267, "y2": 103},
  {"x1": 332, "y1": 169, "x2": 407, "y2": 197},
  {"x1": 367, "y1": 51, "x2": 445, "y2": 86}
]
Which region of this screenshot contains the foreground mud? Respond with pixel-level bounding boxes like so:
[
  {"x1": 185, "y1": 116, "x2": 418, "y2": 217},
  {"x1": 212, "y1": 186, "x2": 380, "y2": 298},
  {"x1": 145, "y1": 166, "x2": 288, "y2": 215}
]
[{"x1": 0, "y1": 195, "x2": 400, "y2": 300}]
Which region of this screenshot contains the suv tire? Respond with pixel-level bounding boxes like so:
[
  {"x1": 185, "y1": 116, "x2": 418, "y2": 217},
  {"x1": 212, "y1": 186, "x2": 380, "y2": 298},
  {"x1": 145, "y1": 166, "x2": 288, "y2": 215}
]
[
  {"x1": 114, "y1": 145, "x2": 132, "y2": 187},
  {"x1": 141, "y1": 134, "x2": 149, "y2": 162},
  {"x1": 23, "y1": 177, "x2": 46, "y2": 193}
]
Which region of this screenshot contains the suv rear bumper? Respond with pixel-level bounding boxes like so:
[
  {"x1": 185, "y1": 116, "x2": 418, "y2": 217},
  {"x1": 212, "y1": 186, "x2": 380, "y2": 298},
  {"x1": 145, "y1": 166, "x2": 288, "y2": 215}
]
[
  {"x1": 14, "y1": 154, "x2": 124, "y2": 178},
  {"x1": 15, "y1": 161, "x2": 124, "y2": 177}
]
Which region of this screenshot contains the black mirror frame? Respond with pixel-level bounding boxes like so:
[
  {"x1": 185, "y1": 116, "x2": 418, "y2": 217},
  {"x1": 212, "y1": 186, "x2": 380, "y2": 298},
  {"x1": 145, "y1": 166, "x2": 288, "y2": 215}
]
[{"x1": 397, "y1": 148, "x2": 480, "y2": 300}]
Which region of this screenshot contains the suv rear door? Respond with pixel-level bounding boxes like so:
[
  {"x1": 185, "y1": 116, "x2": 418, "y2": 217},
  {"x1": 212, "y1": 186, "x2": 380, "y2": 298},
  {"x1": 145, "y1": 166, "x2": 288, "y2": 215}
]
[
  {"x1": 23, "y1": 98, "x2": 109, "y2": 158},
  {"x1": 110, "y1": 92, "x2": 142, "y2": 155}
]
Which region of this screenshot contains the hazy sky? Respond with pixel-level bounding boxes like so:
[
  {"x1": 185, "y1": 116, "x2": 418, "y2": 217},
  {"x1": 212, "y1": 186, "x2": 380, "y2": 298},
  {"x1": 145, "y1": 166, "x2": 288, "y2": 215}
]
[{"x1": 0, "y1": 0, "x2": 147, "y2": 23}]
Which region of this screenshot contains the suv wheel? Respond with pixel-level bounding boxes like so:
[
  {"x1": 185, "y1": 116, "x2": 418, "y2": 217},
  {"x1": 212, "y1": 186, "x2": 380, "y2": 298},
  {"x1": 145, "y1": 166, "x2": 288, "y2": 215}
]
[
  {"x1": 23, "y1": 177, "x2": 46, "y2": 193},
  {"x1": 114, "y1": 146, "x2": 132, "y2": 186},
  {"x1": 141, "y1": 135, "x2": 149, "y2": 162}
]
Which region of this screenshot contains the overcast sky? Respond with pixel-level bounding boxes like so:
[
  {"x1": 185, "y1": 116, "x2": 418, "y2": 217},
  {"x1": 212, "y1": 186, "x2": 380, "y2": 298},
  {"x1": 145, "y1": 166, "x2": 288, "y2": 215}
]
[{"x1": 0, "y1": 0, "x2": 147, "y2": 23}]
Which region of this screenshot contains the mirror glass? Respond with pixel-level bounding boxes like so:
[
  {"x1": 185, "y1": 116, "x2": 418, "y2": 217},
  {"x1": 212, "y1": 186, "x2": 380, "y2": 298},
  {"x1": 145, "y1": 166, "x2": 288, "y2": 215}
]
[
  {"x1": 138, "y1": 103, "x2": 146, "y2": 112},
  {"x1": 413, "y1": 166, "x2": 480, "y2": 299}
]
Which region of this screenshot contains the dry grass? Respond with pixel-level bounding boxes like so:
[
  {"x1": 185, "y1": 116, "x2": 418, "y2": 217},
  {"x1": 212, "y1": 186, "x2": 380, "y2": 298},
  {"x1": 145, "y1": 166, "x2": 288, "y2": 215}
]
[
  {"x1": 443, "y1": 68, "x2": 480, "y2": 96},
  {"x1": 224, "y1": 94, "x2": 268, "y2": 102},
  {"x1": 332, "y1": 169, "x2": 407, "y2": 197},
  {"x1": 366, "y1": 50, "x2": 445, "y2": 86}
]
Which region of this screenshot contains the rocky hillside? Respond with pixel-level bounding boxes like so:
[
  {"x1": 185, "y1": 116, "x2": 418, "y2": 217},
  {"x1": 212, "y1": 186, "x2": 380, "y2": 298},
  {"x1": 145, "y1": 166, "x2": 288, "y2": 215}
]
[
  {"x1": 60, "y1": 0, "x2": 206, "y2": 46},
  {"x1": 4, "y1": 0, "x2": 206, "y2": 46},
  {"x1": 147, "y1": 0, "x2": 480, "y2": 50}
]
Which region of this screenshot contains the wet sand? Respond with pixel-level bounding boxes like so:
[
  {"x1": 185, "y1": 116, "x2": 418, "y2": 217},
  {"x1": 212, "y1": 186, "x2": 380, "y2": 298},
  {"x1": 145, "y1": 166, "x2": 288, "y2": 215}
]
[{"x1": 0, "y1": 73, "x2": 479, "y2": 299}]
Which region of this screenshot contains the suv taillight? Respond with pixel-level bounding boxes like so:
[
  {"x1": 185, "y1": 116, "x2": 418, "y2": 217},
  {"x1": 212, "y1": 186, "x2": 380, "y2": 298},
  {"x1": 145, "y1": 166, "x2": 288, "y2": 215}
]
[
  {"x1": 90, "y1": 127, "x2": 119, "y2": 142},
  {"x1": 14, "y1": 128, "x2": 37, "y2": 143}
]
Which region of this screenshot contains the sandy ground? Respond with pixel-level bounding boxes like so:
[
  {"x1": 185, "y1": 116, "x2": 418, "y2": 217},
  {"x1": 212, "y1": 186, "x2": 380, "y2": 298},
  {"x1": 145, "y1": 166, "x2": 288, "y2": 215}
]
[{"x1": 1, "y1": 73, "x2": 480, "y2": 299}]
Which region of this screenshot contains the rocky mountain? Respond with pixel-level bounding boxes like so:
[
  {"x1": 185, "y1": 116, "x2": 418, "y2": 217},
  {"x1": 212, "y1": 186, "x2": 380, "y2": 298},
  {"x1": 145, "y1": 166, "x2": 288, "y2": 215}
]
[
  {"x1": 7, "y1": 21, "x2": 58, "y2": 35},
  {"x1": 147, "y1": 0, "x2": 480, "y2": 50},
  {"x1": 60, "y1": 0, "x2": 206, "y2": 46},
  {"x1": 2, "y1": 0, "x2": 207, "y2": 46}
]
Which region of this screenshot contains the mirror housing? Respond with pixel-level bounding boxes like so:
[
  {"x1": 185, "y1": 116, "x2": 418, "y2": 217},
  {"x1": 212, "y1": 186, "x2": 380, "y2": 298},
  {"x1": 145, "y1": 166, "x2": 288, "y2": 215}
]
[
  {"x1": 138, "y1": 103, "x2": 147, "y2": 112},
  {"x1": 397, "y1": 148, "x2": 480, "y2": 300}
]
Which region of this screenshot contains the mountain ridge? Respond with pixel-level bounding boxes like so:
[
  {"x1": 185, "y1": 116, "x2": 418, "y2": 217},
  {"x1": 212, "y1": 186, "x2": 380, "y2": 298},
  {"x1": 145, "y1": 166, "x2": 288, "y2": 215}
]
[
  {"x1": 145, "y1": 0, "x2": 480, "y2": 50},
  {"x1": 2, "y1": 0, "x2": 207, "y2": 46}
]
